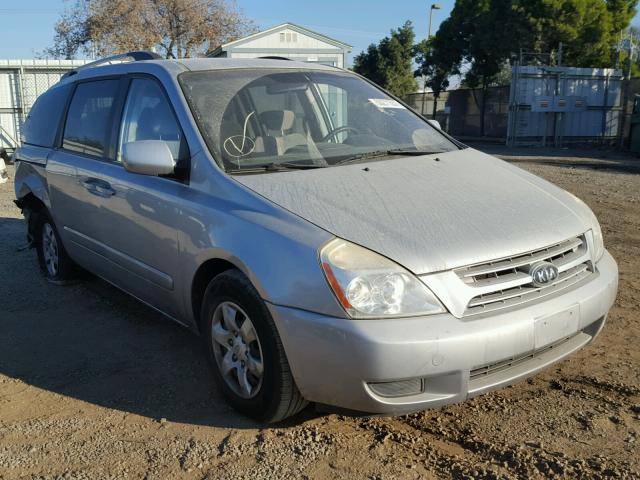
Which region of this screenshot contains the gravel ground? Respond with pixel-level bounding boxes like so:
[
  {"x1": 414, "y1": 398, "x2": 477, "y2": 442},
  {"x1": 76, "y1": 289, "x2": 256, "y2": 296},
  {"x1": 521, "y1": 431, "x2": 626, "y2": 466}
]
[{"x1": 0, "y1": 148, "x2": 639, "y2": 479}]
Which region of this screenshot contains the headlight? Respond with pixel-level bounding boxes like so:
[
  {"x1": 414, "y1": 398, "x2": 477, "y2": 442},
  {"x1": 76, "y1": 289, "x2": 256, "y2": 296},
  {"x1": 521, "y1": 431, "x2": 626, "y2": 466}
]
[
  {"x1": 592, "y1": 222, "x2": 604, "y2": 262},
  {"x1": 319, "y1": 238, "x2": 445, "y2": 318},
  {"x1": 565, "y1": 191, "x2": 605, "y2": 262}
]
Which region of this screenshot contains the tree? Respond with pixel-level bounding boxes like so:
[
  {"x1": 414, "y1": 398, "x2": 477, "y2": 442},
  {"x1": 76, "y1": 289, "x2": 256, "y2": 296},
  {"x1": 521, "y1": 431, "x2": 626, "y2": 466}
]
[
  {"x1": 414, "y1": 39, "x2": 454, "y2": 118},
  {"x1": 45, "y1": 1, "x2": 92, "y2": 59},
  {"x1": 418, "y1": 0, "x2": 639, "y2": 135},
  {"x1": 44, "y1": 0, "x2": 255, "y2": 59},
  {"x1": 353, "y1": 21, "x2": 418, "y2": 97}
]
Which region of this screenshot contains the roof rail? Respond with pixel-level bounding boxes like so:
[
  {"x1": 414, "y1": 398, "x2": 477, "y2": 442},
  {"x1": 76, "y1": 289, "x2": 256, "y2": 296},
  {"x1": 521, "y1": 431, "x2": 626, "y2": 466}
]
[{"x1": 61, "y1": 51, "x2": 162, "y2": 80}]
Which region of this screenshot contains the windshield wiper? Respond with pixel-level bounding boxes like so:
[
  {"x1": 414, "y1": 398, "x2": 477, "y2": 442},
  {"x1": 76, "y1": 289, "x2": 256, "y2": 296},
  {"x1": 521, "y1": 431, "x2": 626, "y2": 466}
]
[
  {"x1": 227, "y1": 162, "x2": 328, "y2": 174},
  {"x1": 335, "y1": 149, "x2": 443, "y2": 166},
  {"x1": 387, "y1": 149, "x2": 443, "y2": 156}
]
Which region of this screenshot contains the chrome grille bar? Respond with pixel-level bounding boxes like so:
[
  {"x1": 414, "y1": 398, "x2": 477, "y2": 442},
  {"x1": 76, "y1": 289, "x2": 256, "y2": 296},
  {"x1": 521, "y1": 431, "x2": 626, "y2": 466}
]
[
  {"x1": 457, "y1": 235, "x2": 593, "y2": 316},
  {"x1": 459, "y1": 237, "x2": 584, "y2": 279}
]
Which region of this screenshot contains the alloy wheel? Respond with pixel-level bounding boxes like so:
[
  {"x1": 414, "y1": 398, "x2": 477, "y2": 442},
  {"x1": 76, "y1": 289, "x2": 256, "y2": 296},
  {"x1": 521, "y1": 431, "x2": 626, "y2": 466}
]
[
  {"x1": 42, "y1": 223, "x2": 59, "y2": 277},
  {"x1": 211, "y1": 301, "x2": 264, "y2": 399}
]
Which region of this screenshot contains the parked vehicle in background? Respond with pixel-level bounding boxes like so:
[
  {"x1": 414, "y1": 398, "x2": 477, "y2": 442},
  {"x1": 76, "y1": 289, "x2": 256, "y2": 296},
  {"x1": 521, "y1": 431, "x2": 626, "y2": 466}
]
[{"x1": 13, "y1": 53, "x2": 618, "y2": 423}]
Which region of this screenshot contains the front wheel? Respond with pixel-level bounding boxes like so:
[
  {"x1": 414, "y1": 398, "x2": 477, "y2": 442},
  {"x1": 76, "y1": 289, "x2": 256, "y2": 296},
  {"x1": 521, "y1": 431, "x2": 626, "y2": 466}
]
[{"x1": 201, "y1": 270, "x2": 307, "y2": 423}]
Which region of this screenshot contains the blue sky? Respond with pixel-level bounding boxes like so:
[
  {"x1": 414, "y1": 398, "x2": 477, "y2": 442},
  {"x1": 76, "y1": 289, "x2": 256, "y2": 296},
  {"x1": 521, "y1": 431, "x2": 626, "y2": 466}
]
[{"x1": 0, "y1": 0, "x2": 457, "y2": 62}]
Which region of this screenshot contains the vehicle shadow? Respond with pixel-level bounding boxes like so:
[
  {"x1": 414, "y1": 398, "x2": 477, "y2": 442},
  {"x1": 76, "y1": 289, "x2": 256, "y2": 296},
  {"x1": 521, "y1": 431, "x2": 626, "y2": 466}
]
[{"x1": 0, "y1": 216, "x2": 317, "y2": 429}]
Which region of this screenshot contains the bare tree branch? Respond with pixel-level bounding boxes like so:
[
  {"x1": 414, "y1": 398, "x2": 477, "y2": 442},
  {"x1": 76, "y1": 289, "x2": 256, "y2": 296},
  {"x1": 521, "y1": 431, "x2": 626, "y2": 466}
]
[{"x1": 45, "y1": 0, "x2": 256, "y2": 59}]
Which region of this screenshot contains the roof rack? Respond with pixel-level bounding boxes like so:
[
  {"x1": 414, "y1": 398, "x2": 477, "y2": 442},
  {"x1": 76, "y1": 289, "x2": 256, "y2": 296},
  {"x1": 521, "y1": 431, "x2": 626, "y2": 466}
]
[{"x1": 61, "y1": 51, "x2": 162, "y2": 80}]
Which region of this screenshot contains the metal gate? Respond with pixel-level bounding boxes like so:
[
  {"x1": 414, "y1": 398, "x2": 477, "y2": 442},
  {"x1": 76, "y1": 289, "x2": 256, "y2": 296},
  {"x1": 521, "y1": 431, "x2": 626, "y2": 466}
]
[
  {"x1": 507, "y1": 65, "x2": 623, "y2": 146},
  {"x1": 0, "y1": 59, "x2": 88, "y2": 152}
]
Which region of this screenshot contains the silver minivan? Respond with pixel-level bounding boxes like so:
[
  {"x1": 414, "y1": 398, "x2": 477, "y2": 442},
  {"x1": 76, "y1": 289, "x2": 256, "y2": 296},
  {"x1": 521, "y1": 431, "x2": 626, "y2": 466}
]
[{"x1": 14, "y1": 53, "x2": 618, "y2": 422}]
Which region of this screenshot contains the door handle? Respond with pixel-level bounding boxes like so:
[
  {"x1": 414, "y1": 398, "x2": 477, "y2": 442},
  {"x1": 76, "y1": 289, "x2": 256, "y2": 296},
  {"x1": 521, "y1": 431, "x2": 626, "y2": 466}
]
[
  {"x1": 94, "y1": 184, "x2": 115, "y2": 197},
  {"x1": 81, "y1": 179, "x2": 97, "y2": 190},
  {"x1": 81, "y1": 178, "x2": 115, "y2": 197}
]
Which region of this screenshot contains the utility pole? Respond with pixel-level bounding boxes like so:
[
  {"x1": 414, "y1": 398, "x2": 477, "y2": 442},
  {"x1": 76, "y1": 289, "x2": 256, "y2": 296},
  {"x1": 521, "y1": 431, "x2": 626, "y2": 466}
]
[{"x1": 422, "y1": 3, "x2": 442, "y2": 118}]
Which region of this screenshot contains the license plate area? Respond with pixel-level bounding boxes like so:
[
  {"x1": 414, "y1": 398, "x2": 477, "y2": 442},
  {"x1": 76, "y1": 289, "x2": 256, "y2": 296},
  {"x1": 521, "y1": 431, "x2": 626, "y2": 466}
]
[{"x1": 534, "y1": 304, "x2": 580, "y2": 349}]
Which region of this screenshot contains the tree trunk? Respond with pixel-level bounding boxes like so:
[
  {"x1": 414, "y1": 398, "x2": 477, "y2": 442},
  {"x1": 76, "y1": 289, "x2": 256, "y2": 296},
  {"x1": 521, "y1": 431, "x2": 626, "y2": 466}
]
[{"x1": 432, "y1": 93, "x2": 438, "y2": 119}]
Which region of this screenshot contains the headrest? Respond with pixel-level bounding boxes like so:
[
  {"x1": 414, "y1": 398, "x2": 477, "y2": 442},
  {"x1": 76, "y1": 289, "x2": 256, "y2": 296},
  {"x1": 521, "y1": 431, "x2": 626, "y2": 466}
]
[{"x1": 260, "y1": 110, "x2": 295, "y2": 131}]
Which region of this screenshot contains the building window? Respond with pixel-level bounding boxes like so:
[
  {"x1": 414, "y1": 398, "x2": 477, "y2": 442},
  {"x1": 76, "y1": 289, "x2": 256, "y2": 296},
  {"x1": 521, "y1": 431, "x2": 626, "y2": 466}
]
[{"x1": 279, "y1": 32, "x2": 285, "y2": 42}]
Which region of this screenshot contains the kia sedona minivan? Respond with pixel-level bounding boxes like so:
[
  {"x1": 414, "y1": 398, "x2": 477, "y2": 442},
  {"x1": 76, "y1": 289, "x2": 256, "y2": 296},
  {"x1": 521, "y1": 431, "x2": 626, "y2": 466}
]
[{"x1": 14, "y1": 53, "x2": 618, "y2": 422}]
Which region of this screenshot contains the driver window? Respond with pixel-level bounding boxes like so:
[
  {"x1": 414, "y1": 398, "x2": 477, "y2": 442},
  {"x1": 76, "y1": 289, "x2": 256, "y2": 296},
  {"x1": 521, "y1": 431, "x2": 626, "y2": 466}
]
[{"x1": 118, "y1": 78, "x2": 188, "y2": 165}]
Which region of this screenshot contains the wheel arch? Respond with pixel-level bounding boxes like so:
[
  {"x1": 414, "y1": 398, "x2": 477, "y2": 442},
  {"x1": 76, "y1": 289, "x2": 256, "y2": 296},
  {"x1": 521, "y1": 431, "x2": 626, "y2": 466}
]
[
  {"x1": 14, "y1": 161, "x2": 51, "y2": 210},
  {"x1": 14, "y1": 190, "x2": 47, "y2": 246},
  {"x1": 190, "y1": 257, "x2": 241, "y2": 333}
]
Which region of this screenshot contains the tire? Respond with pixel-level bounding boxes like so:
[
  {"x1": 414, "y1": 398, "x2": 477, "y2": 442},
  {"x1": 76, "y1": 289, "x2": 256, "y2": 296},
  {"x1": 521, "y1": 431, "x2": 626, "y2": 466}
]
[
  {"x1": 201, "y1": 269, "x2": 308, "y2": 423},
  {"x1": 34, "y1": 210, "x2": 78, "y2": 284}
]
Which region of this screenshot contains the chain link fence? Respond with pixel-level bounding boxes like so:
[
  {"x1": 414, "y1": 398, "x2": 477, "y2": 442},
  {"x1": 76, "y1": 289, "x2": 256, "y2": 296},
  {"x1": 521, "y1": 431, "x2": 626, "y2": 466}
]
[
  {"x1": 405, "y1": 86, "x2": 511, "y2": 141},
  {"x1": 0, "y1": 60, "x2": 87, "y2": 152}
]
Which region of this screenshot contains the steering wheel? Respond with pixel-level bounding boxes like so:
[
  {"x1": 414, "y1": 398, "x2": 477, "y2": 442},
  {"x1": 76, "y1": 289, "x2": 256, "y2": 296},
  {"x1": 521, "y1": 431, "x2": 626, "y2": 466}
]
[{"x1": 320, "y1": 125, "x2": 361, "y2": 143}]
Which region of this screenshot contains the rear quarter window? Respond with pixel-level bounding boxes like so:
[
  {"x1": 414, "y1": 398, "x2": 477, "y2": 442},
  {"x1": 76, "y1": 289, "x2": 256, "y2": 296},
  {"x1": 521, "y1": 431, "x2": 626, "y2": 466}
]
[{"x1": 21, "y1": 83, "x2": 72, "y2": 148}]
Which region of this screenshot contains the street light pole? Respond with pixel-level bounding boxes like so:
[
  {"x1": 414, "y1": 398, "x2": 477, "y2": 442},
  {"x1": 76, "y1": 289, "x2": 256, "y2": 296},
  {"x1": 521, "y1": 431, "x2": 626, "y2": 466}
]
[
  {"x1": 424, "y1": 3, "x2": 442, "y2": 119},
  {"x1": 428, "y1": 3, "x2": 442, "y2": 38}
]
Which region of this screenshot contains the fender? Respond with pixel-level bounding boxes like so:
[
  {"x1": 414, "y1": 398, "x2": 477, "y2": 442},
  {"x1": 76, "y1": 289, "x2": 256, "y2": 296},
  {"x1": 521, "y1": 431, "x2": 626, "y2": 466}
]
[{"x1": 14, "y1": 152, "x2": 51, "y2": 210}]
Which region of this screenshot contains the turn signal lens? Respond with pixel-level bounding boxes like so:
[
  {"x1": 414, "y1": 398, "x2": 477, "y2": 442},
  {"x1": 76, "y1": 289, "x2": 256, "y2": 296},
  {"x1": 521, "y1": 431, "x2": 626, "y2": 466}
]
[{"x1": 592, "y1": 224, "x2": 604, "y2": 262}]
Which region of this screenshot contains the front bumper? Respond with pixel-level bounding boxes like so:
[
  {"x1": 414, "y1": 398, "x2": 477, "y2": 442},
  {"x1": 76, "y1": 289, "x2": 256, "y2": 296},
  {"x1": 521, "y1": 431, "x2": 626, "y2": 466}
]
[{"x1": 269, "y1": 251, "x2": 618, "y2": 414}]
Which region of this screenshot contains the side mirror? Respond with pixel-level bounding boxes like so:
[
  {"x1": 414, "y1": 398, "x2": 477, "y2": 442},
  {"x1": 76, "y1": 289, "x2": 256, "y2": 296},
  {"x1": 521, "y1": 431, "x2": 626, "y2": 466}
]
[
  {"x1": 122, "y1": 140, "x2": 175, "y2": 176},
  {"x1": 427, "y1": 119, "x2": 442, "y2": 130}
]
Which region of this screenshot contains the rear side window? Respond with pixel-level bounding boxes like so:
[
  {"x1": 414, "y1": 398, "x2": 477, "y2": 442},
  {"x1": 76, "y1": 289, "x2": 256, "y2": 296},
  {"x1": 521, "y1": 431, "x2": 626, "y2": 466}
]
[
  {"x1": 21, "y1": 83, "x2": 72, "y2": 148},
  {"x1": 62, "y1": 80, "x2": 120, "y2": 157}
]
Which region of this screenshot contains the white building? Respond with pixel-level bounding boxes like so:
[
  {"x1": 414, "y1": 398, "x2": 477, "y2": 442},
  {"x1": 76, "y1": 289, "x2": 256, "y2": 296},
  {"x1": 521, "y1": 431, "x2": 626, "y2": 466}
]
[
  {"x1": 209, "y1": 22, "x2": 352, "y2": 68},
  {"x1": 0, "y1": 59, "x2": 89, "y2": 151}
]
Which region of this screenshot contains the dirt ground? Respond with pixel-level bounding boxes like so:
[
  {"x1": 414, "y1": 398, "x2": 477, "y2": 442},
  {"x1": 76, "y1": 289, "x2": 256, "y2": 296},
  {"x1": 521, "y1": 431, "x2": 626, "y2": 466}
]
[{"x1": 0, "y1": 147, "x2": 639, "y2": 480}]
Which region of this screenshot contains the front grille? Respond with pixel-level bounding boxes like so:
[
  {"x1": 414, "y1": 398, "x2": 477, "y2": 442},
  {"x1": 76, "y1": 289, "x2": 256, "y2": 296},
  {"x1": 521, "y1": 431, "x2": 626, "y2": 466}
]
[
  {"x1": 469, "y1": 334, "x2": 576, "y2": 380},
  {"x1": 456, "y1": 236, "x2": 593, "y2": 316}
]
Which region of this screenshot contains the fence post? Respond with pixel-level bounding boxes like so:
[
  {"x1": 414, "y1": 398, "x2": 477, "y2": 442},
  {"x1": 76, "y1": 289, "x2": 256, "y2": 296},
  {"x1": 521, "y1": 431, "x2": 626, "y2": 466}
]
[
  {"x1": 17, "y1": 66, "x2": 27, "y2": 144},
  {"x1": 618, "y1": 79, "x2": 631, "y2": 149},
  {"x1": 506, "y1": 61, "x2": 519, "y2": 147}
]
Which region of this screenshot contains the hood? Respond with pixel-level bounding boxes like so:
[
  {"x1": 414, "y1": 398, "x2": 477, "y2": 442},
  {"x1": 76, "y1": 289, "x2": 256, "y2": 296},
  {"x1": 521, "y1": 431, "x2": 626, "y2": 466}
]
[{"x1": 234, "y1": 149, "x2": 592, "y2": 274}]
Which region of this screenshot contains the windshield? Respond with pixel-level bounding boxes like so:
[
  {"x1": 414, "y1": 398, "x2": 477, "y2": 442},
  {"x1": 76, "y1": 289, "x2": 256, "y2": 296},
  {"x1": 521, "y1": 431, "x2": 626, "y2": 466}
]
[{"x1": 179, "y1": 68, "x2": 458, "y2": 172}]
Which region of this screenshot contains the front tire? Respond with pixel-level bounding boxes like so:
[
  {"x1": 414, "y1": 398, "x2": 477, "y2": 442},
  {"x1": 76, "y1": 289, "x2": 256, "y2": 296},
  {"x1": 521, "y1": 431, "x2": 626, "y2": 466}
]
[
  {"x1": 34, "y1": 210, "x2": 78, "y2": 283},
  {"x1": 201, "y1": 270, "x2": 307, "y2": 423}
]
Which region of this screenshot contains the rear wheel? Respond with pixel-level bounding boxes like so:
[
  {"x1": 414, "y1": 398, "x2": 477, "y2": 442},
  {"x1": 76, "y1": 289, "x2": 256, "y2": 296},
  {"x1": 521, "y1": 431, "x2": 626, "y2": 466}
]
[
  {"x1": 201, "y1": 270, "x2": 307, "y2": 423},
  {"x1": 35, "y1": 210, "x2": 78, "y2": 283}
]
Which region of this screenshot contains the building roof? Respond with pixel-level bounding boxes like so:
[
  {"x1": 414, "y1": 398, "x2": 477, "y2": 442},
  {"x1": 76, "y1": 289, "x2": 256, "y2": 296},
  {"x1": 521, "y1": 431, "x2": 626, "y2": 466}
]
[{"x1": 208, "y1": 22, "x2": 352, "y2": 57}]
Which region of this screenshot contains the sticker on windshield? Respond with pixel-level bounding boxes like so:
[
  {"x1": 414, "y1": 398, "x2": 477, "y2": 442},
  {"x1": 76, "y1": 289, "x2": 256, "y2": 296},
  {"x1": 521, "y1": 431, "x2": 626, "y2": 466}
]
[{"x1": 368, "y1": 98, "x2": 406, "y2": 109}]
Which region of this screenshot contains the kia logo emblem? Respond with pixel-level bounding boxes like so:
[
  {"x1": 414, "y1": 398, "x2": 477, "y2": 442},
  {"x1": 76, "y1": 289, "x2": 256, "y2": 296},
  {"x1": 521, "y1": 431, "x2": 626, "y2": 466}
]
[{"x1": 530, "y1": 262, "x2": 559, "y2": 287}]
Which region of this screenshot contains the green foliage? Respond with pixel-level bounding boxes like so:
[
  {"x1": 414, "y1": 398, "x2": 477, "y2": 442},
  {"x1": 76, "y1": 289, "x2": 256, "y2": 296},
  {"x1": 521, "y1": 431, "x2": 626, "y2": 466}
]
[
  {"x1": 353, "y1": 21, "x2": 418, "y2": 97},
  {"x1": 412, "y1": 0, "x2": 638, "y2": 135},
  {"x1": 419, "y1": 0, "x2": 639, "y2": 94},
  {"x1": 527, "y1": 0, "x2": 612, "y2": 67}
]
